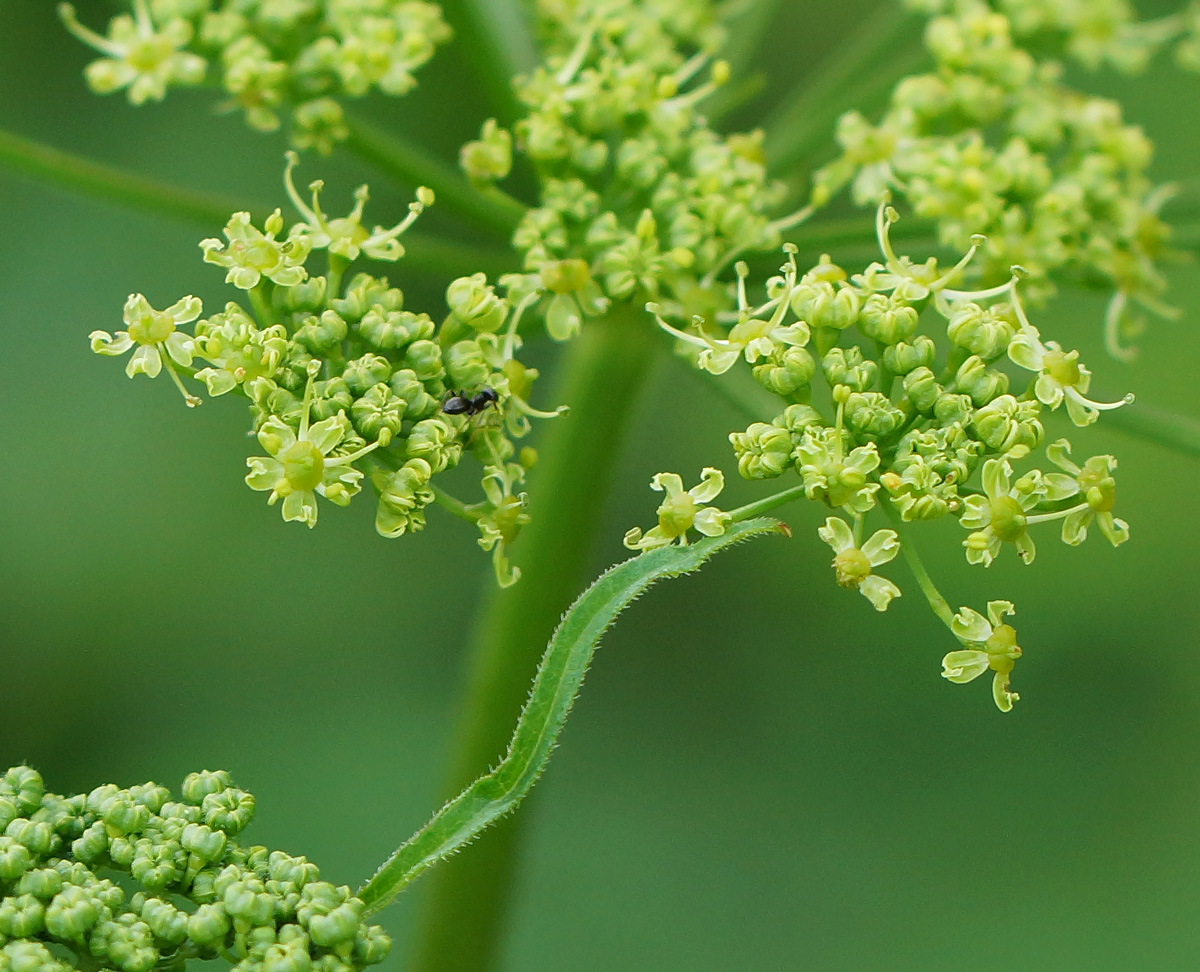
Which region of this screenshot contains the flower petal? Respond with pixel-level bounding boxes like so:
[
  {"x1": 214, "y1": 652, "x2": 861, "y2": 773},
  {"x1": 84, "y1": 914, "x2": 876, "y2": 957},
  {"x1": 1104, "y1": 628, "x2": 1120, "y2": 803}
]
[
  {"x1": 941, "y1": 649, "x2": 989, "y2": 683},
  {"x1": 688, "y1": 467, "x2": 725, "y2": 504},
  {"x1": 692, "y1": 506, "x2": 730, "y2": 537},
  {"x1": 817, "y1": 516, "x2": 855, "y2": 554},
  {"x1": 861, "y1": 528, "x2": 899, "y2": 566},
  {"x1": 859, "y1": 574, "x2": 900, "y2": 612},
  {"x1": 951, "y1": 607, "x2": 991, "y2": 645},
  {"x1": 992, "y1": 670, "x2": 1018, "y2": 712}
]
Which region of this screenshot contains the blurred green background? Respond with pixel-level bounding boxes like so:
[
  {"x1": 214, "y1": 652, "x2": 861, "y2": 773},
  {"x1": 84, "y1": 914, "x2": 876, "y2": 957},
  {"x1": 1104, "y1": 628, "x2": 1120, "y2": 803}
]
[{"x1": 3, "y1": 1, "x2": 1200, "y2": 969}]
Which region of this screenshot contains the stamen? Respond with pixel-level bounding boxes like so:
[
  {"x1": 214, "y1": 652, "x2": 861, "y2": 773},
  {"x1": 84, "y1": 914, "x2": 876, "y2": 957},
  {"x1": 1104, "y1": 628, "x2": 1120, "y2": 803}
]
[
  {"x1": 58, "y1": 4, "x2": 124, "y2": 57},
  {"x1": 555, "y1": 23, "x2": 596, "y2": 86},
  {"x1": 930, "y1": 234, "x2": 986, "y2": 291}
]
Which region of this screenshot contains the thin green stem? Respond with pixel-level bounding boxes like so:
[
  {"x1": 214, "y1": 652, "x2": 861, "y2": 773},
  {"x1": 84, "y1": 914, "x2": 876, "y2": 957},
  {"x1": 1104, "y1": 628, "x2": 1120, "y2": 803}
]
[
  {"x1": 728, "y1": 483, "x2": 807, "y2": 522},
  {"x1": 408, "y1": 306, "x2": 659, "y2": 972},
  {"x1": 881, "y1": 502, "x2": 955, "y2": 629},
  {"x1": 437, "y1": 0, "x2": 536, "y2": 124},
  {"x1": 431, "y1": 484, "x2": 481, "y2": 523},
  {"x1": 0, "y1": 125, "x2": 265, "y2": 226},
  {"x1": 343, "y1": 115, "x2": 526, "y2": 238}
]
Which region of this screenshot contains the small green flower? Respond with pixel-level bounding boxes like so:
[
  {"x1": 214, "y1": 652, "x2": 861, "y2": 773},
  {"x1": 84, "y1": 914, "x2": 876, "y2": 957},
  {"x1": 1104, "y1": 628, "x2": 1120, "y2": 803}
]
[
  {"x1": 193, "y1": 304, "x2": 287, "y2": 396},
  {"x1": 283, "y1": 153, "x2": 433, "y2": 263},
  {"x1": 245, "y1": 365, "x2": 380, "y2": 527},
  {"x1": 796, "y1": 427, "x2": 881, "y2": 515},
  {"x1": 817, "y1": 517, "x2": 901, "y2": 611},
  {"x1": 59, "y1": 0, "x2": 207, "y2": 105},
  {"x1": 1046, "y1": 439, "x2": 1130, "y2": 547},
  {"x1": 201, "y1": 210, "x2": 311, "y2": 291},
  {"x1": 941, "y1": 600, "x2": 1023, "y2": 713},
  {"x1": 475, "y1": 463, "x2": 530, "y2": 588},
  {"x1": 90, "y1": 293, "x2": 202, "y2": 406},
  {"x1": 958, "y1": 458, "x2": 1045, "y2": 566},
  {"x1": 1008, "y1": 324, "x2": 1133, "y2": 425},
  {"x1": 623, "y1": 468, "x2": 731, "y2": 551}
]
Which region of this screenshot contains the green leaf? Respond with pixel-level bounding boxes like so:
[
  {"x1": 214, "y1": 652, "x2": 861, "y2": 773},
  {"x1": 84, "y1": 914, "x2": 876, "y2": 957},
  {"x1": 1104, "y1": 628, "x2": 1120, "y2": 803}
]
[{"x1": 356, "y1": 516, "x2": 789, "y2": 914}]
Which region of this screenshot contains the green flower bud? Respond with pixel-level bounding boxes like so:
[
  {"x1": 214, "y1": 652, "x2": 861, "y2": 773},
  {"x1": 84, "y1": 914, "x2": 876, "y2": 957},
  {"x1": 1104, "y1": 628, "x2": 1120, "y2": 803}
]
[
  {"x1": 729, "y1": 423, "x2": 792, "y2": 480},
  {"x1": 297, "y1": 884, "x2": 362, "y2": 948},
  {"x1": 350, "y1": 383, "x2": 405, "y2": 444},
  {"x1": 790, "y1": 281, "x2": 860, "y2": 330},
  {"x1": 277, "y1": 275, "x2": 328, "y2": 314},
  {"x1": 0, "y1": 798, "x2": 18, "y2": 834},
  {"x1": 752, "y1": 346, "x2": 816, "y2": 396},
  {"x1": 261, "y1": 941, "x2": 314, "y2": 972},
  {"x1": 354, "y1": 924, "x2": 392, "y2": 966},
  {"x1": 405, "y1": 418, "x2": 463, "y2": 474},
  {"x1": 401, "y1": 339, "x2": 444, "y2": 382},
  {"x1": 181, "y1": 772, "x2": 233, "y2": 806},
  {"x1": 202, "y1": 789, "x2": 255, "y2": 836},
  {"x1": 109, "y1": 836, "x2": 136, "y2": 868},
  {"x1": 71, "y1": 822, "x2": 108, "y2": 864},
  {"x1": 389, "y1": 369, "x2": 439, "y2": 420},
  {"x1": 187, "y1": 902, "x2": 230, "y2": 946},
  {"x1": 953, "y1": 355, "x2": 1009, "y2": 406},
  {"x1": 946, "y1": 302, "x2": 1016, "y2": 359},
  {"x1": 0, "y1": 894, "x2": 44, "y2": 938},
  {"x1": 446, "y1": 273, "x2": 507, "y2": 333},
  {"x1": 341, "y1": 354, "x2": 392, "y2": 397},
  {"x1": 822, "y1": 347, "x2": 878, "y2": 392},
  {"x1": 223, "y1": 875, "x2": 274, "y2": 926},
  {"x1": 356, "y1": 308, "x2": 435, "y2": 349},
  {"x1": 5, "y1": 819, "x2": 55, "y2": 857},
  {"x1": 331, "y1": 275, "x2": 402, "y2": 323},
  {"x1": 445, "y1": 341, "x2": 491, "y2": 390},
  {"x1": 903, "y1": 367, "x2": 941, "y2": 413},
  {"x1": 375, "y1": 459, "x2": 434, "y2": 538},
  {"x1": 972, "y1": 394, "x2": 1044, "y2": 457},
  {"x1": 934, "y1": 392, "x2": 974, "y2": 428},
  {"x1": 97, "y1": 793, "x2": 150, "y2": 837},
  {"x1": 3, "y1": 769, "x2": 44, "y2": 816},
  {"x1": 94, "y1": 915, "x2": 158, "y2": 972},
  {"x1": 461, "y1": 119, "x2": 513, "y2": 185},
  {"x1": 268, "y1": 852, "x2": 319, "y2": 889},
  {"x1": 859, "y1": 293, "x2": 919, "y2": 344},
  {"x1": 309, "y1": 377, "x2": 354, "y2": 423},
  {"x1": 130, "y1": 837, "x2": 183, "y2": 890},
  {"x1": 882, "y1": 335, "x2": 937, "y2": 374},
  {"x1": 16, "y1": 867, "x2": 63, "y2": 900},
  {"x1": 44, "y1": 885, "x2": 101, "y2": 940},
  {"x1": 772, "y1": 404, "x2": 824, "y2": 435},
  {"x1": 139, "y1": 897, "x2": 188, "y2": 945},
  {"x1": 0, "y1": 940, "x2": 67, "y2": 972},
  {"x1": 127, "y1": 784, "x2": 169, "y2": 814},
  {"x1": 844, "y1": 392, "x2": 907, "y2": 438},
  {"x1": 293, "y1": 311, "x2": 349, "y2": 355}
]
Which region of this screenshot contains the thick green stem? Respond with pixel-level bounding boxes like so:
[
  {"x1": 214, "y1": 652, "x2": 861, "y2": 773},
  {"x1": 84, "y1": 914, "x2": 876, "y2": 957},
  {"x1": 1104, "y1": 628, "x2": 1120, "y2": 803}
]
[
  {"x1": 408, "y1": 307, "x2": 658, "y2": 972},
  {"x1": 764, "y1": 1, "x2": 925, "y2": 176},
  {"x1": 0, "y1": 125, "x2": 262, "y2": 226},
  {"x1": 344, "y1": 116, "x2": 526, "y2": 239}
]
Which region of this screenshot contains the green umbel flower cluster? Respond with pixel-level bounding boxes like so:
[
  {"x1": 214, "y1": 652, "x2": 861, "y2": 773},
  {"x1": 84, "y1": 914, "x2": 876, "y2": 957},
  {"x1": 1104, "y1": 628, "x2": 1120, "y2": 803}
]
[
  {"x1": 638, "y1": 202, "x2": 1133, "y2": 711},
  {"x1": 909, "y1": 0, "x2": 1200, "y2": 74},
  {"x1": 459, "y1": 0, "x2": 802, "y2": 341},
  {"x1": 60, "y1": 0, "x2": 450, "y2": 152},
  {"x1": 813, "y1": 0, "x2": 1181, "y2": 358},
  {"x1": 90, "y1": 159, "x2": 561, "y2": 587},
  {"x1": 0, "y1": 766, "x2": 389, "y2": 972}
]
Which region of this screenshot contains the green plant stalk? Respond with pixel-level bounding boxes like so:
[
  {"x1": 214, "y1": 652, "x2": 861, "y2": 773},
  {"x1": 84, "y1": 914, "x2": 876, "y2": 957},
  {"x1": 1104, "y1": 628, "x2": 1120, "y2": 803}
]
[
  {"x1": 436, "y1": 0, "x2": 537, "y2": 124},
  {"x1": 408, "y1": 306, "x2": 659, "y2": 972},
  {"x1": 344, "y1": 116, "x2": 526, "y2": 238},
  {"x1": 764, "y1": 0, "x2": 924, "y2": 175},
  {"x1": 0, "y1": 125, "x2": 262, "y2": 227},
  {"x1": 359, "y1": 515, "x2": 787, "y2": 912},
  {"x1": 0, "y1": 124, "x2": 512, "y2": 278}
]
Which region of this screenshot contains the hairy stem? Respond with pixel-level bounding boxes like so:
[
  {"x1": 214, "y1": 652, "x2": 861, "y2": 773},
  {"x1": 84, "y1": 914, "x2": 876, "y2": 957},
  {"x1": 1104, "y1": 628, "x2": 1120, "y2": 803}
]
[
  {"x1": 408, "y1": 306, "x2": 659, "y2": 972},
  {"x1": 359, "y1": 516, "x2": 787, "y2": 912},
  {"x1": 344, "y1": 115, "x2": 527, "y2": 238}
]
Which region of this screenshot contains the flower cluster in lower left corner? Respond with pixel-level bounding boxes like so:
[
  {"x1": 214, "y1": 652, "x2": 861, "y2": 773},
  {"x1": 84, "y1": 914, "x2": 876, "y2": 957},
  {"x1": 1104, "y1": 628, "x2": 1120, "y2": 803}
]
[{"x1": 0, "y1": 765, "x2": 390, "y2": 972}]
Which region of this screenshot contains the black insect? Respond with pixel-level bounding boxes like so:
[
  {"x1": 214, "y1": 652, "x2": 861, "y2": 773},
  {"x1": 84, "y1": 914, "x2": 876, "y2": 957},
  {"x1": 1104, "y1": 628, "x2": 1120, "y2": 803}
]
[{"x1": 442, "y1": 386, "x2": 499, "y2": 416}]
